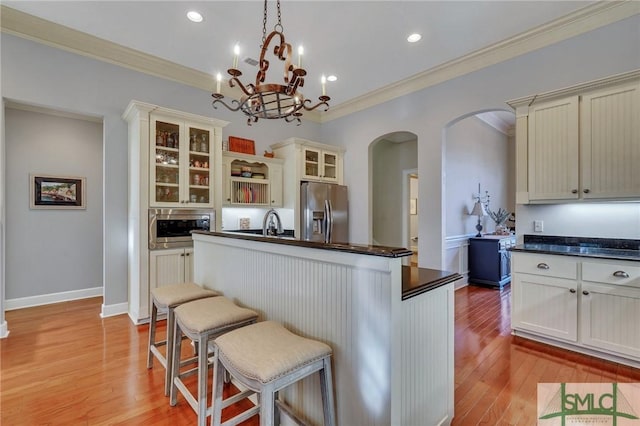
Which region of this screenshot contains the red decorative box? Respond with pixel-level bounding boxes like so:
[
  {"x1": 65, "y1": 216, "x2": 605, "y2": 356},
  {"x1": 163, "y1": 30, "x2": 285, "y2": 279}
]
[{"x1": 228, "y1": 136, "x2": 256, "y2": 155}]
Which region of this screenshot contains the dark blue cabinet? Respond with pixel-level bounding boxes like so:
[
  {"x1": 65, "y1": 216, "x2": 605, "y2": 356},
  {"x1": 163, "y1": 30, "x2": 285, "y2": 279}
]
[{"x1": 468, "y1": 235, "x2": 515, "y2": 289}]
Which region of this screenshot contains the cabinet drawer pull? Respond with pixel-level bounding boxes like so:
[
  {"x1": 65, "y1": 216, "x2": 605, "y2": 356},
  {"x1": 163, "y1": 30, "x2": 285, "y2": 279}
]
[
  {"x1": 180, "y1": 253, "x2": 185, "y2": 257},
  {"x1": 571, "y1": 189, "x2": 578, "y2": 194},
  {"x1": 536, "y1": 263, "x2": 550, "y2": 270},
  {"x1": 613, "y1": 270, "x2": 629, "y2": 278},
  {"x1": 186, "y1": 253, "x2": 190, "y2": 256},
  {"x1": 583, "y1": 189, "x2": 591, "y2": 194},
  {"x1": 582, "y1": 290, "x2": 590, "y2": 296},
  {"x1": 569, "y1": 288, "x2": 576, "y2": 293}
]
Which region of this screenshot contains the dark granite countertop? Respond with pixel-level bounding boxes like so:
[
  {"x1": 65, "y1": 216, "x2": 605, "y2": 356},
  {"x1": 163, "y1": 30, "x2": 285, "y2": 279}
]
[
  {"x1": 193, "y1": 230, "x2": 413, "y2": 258},
  {"x1": 402, "y1": 266, "x2": 462, "y2": 300},
  {"x1": 510, "y1": 235, "x2": 640, "y2": 262}
]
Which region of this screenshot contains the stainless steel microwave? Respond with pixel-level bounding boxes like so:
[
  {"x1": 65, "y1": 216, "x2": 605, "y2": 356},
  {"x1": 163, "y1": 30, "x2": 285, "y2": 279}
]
[{"x1": 148, "y1": 209, "x2": 213, "y2": 249}]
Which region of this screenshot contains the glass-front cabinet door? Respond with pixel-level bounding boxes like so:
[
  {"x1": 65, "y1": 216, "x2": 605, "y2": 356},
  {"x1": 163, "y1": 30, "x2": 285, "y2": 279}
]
[
  {"x1": 302, "y1": 147, "x2": 339, "y2": 182},
  {"x1": 187, "y1": 126, "x2": 211, "y2": 206},
  {"x1": 322, "y1": 151, "x2": 338, "y2": 181},
  {"x1": 150, "y1": 114, "x2": 213, "y2": 207}
]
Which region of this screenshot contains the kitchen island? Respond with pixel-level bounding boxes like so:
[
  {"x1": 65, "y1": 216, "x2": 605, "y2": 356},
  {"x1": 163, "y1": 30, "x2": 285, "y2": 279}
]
[{"x1": 192, "y1": 231, "x2": 460, "y2": 426}]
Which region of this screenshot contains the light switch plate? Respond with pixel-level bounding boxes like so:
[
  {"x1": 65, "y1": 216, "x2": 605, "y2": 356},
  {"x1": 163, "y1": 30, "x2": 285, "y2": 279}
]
[{"x1": 534, "y1": 220, "x2": 544, "y2": 232}]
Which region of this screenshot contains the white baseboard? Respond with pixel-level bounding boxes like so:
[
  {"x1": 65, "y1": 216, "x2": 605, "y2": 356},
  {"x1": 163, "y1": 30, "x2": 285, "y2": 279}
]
[
  {"x1": 0, "y1": 320, "x2": 8, "y2": 339},
  {"x1": 101, "y1": 302, "x2": 128, "y2": 318},
  {"x1": 5, "y1": 286, "x2": 103, "y2": 310}
]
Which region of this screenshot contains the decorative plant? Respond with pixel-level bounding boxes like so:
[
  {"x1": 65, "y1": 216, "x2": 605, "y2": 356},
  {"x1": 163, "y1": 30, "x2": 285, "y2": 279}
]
[{"x1": 488, "y1": 207, "x2": 511, "y2": 226}]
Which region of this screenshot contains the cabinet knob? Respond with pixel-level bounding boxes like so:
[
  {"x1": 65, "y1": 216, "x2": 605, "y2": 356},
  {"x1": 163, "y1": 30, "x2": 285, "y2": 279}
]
[
  {"x1": 569, "y1": 288, "x2": 576, "y2": 293},
  {"x1": 613, "y1": 270, "x2": 629, "y2": 278},
  {"x1": 571, "y1": 189, "x2": 578, "y2": 194},
  {"x1": 536, "y1": 263, "x2": 550, "y2": 270},
  {"x1": 180, "y1": 253, "x2": 185, "y2": 257},
  {"x1": 186, "y1": 253, "x2": 190, "y2": 256},
  {"x1": 582, "y1": 290, "x2": 590, "y2": 296},
  {"x1": 583, "y1": 189, "x2": 590, "y2": 194}
]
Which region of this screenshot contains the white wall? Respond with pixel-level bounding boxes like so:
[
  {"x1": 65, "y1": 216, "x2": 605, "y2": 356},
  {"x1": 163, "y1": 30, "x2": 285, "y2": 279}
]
[
  {"x1": 372, "y1": 138, "x2": 417, "y2": 247},
  {"x1": 445, "y1": 116, "x2": 512, "y2": 237},
  {"x1": 516, "y1": 203, "x2": 640, "y2": 241},
  {"x1": 1, "y1": 33, "x2": 322, "y2": 318},
  {"x1": 321, "y1": 15, "x2": 640, "y2": 269},
  {"x1": 5, "y1": 107, "x2": 103, "y2": 302}
]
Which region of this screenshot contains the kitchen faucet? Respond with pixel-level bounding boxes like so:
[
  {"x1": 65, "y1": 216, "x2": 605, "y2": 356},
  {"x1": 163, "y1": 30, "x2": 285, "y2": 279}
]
[{"x1": 262, "y1": 208, "x2": 283, "y2": 237}]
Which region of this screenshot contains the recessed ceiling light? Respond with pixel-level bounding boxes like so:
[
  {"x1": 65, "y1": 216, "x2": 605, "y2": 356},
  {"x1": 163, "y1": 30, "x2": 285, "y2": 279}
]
[
  {"x1": 407, "y1": 33, "x2": 422, "y2": 43},
  {"x1": 327, "y1": 75, "x2": 337, "y2": 82},
  {"x1": 187, "y1": 11, "x2": 203, "y2": 23}
]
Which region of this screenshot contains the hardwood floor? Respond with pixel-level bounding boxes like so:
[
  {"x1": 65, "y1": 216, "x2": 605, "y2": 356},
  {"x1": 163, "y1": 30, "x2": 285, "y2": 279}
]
[
  {"x1": 452, "y1": 285, "x2": 640, "y2": 425},
  {"x1": 1, "y1": 286, "x2": 638, "y2": 425}
]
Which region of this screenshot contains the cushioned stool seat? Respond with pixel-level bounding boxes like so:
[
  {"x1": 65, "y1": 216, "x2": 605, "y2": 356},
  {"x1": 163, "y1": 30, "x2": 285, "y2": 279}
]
[
  {"x1": 170, "y1": 296, "x2": 258, "y2": 426},
  {"x1": 212, "y1": 320, "x2": 336, "y2": 426},
  {"x1": 148, "y1": 282, "x2": 218, "y2": 396}
]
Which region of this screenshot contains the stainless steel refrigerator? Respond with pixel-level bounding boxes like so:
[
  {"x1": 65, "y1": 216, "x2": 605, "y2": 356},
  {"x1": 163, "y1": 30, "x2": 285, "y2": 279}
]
[{"x1": 300, "y1": 182, "x2": 348, "y2": 243}]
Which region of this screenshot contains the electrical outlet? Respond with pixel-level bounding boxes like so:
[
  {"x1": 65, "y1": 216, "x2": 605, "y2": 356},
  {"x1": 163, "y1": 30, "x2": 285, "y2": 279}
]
[{"x1": 534, "y1": 220, "x2": 544, "y2": 232}]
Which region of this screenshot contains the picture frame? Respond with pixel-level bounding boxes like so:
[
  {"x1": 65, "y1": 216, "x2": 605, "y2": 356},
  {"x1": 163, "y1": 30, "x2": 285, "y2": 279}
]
[
  {"x1": 410, "y1": 198, "x2": 417, "y2": 215},
  {"x1": 30, "y1": 174, "x2": 86, "y2": 209}
]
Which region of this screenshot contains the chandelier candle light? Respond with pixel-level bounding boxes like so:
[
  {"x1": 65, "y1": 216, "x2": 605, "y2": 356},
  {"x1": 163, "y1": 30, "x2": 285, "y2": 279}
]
[{"x1": 211, "y1": 0, "x2": 330, "y2": 126}]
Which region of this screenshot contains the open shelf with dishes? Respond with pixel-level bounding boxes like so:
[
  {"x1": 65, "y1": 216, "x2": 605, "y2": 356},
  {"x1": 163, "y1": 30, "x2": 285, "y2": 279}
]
[{"x1": 222, "y1": 152, "x2": 283, "y2": 207}]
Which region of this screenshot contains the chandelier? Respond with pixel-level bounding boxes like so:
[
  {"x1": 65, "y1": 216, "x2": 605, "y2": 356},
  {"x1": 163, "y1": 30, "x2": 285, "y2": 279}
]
[{"x1": 211, "y1": 0, "x2": 330, "y2": 126}]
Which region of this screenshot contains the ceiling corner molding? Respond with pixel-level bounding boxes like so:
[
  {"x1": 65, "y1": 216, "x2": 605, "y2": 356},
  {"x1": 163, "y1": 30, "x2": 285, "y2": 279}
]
[
  {"x1": 2, "y1": 2, "x2": 638, "y2": 126},
  {"x1": 320, "y1": 0, "x2": 640, "y2": 123},
  {"x1": 475, "y1": 112, "x2": 512, "y2": 136}
]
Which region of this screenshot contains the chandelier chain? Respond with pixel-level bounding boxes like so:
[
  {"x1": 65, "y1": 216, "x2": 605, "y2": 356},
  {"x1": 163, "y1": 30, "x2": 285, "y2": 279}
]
[
  {"x1": 261, "y1": 0, "x2": 268, "y2": 45},
  {"x1": 212, "y1": 0, "x2": 329, "y2": 125}
]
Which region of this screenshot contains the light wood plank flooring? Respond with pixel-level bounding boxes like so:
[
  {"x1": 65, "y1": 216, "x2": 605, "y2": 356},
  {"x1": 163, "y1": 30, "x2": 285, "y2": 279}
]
[{"x1": 1, "y1": 286, "x2": 638, "y2": 425}]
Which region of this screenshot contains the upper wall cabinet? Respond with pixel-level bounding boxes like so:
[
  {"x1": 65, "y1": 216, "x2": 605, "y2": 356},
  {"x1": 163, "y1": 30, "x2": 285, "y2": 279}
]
[
  {"x1": 123, "y1": 102, "x2": 227, "y2": 210},
  {"x1": 302, "y1": 147, "x2": 340, "y2": 182},
  {"x1": 221, "y1": 152, "x2": 284, "y2": 207},
  {"x1": 151, "y1": 113, "x2": 215, "y2": 207},
  {"x1": 508, "y1": 71, "x2": 640, "y2": 204}
]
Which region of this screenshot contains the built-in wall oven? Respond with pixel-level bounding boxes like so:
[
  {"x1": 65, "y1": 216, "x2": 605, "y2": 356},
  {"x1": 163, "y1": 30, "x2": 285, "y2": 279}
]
[{"x1": 148, "y1": 209, "x2": 213, "y2": 249}]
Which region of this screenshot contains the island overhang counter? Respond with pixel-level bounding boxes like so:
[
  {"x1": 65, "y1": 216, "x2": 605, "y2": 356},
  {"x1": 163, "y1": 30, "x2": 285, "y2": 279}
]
[{"x1": 191, "y1": 231, "x2": 457, "y2": 425}]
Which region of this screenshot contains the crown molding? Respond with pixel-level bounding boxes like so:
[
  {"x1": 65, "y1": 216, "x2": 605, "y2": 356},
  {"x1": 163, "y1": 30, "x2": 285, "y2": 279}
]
[
  {"x1": 320, "y1": 0, "x2": 640, "y2": 122},
  {"x1": 2, "y1": 2, "x2": 638, "y2": 124},
  {"x1": 506, "y1": 68, "x2": 640, "y2": 108},
  {"x1": 0, "y1": 5, "x2": 323, "y2": 123}
]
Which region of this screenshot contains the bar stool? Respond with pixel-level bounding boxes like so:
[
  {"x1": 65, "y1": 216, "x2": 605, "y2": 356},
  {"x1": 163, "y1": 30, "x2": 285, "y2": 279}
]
[
  {"x1": 170, "y1": 296, "x2": 258, "y2": 426},
  {"x1": 211, "y1": 320, "x2": 336, "y2": 426},
  {"x1": 148, "y1": 282, "x2": 219, "y2": 396}
]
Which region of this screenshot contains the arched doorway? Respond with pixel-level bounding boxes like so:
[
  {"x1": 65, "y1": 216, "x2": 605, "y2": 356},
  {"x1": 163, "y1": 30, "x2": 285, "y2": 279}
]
[{"x1": 369, "y1": 131, "x2": 417, "y2": 255}]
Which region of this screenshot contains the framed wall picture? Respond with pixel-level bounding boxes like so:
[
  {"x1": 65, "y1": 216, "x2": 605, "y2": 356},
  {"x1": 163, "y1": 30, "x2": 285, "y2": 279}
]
[{"x1": 30, "y1": 174, "x2": 86, "y2": 209}]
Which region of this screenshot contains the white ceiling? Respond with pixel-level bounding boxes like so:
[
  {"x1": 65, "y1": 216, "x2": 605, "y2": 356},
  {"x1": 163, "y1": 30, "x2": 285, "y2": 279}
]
[{"x1": 4, "y1": 1, "x2": 595, "y2": 108}]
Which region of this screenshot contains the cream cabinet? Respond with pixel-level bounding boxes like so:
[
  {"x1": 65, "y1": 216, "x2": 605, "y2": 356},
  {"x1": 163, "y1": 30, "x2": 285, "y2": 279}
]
[
  {"x1": 149, "y1": 248, "x2": 194, "y2": 290},
  {"x1": 580, "y1": 261, "x2": 640, "y2": 360},
  {"x1": 221, "y1": 152, "x2": 284, "y2": 207},
  {"x1": 511, "y1": 253, "x2": 579, "y2": 342},
  {"x1": 301, "y1": 147, "x2": 340, "y2": 182},
  {"x1": 527, "y1": 96, "x2": 580, "y2": 201},
  {"x1": 150, "y1": 113, "x2": 215, "y2": 207},
  {"x1": 508, "y1": 71, "x2": 640, "y2": 203},
  {"x1": 511, "y1": 252, "x2": 640, "y2": 364},
  {"x1": 123, "y1": 101, "x2": 228, "y2": 323}
]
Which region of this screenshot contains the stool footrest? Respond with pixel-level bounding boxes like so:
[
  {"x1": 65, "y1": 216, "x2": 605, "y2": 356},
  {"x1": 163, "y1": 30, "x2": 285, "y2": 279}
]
[
  {"x1": 221, "y1": 388, "x2": 254, "y2": 409},
  {"x1": 172, "y1": 378, "x2": 198, "y2": 412},
  {"x1": 276, "y1": 400, "x2": 312, "y2": 426},
  {"x1": 221, "y1": 405, "x2": 259, "y2": 426},
  {"x1": 149, "y1": 346, "x2": 167, "y2": 369}
]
